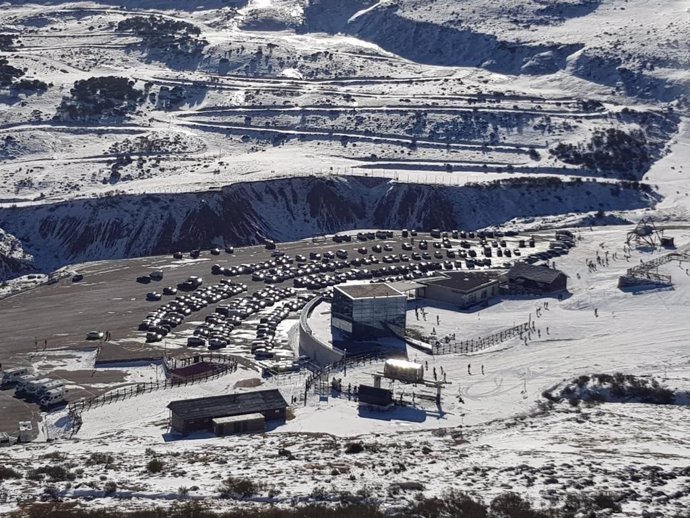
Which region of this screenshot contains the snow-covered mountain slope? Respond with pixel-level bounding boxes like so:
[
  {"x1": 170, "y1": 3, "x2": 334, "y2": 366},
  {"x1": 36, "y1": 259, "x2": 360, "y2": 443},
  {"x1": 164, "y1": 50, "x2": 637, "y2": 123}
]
[
  {"x1": 0, "y1": 0, "x2": 687, "y2": 279},
  {"x1": 0, "y1": 175, "x2": 656, "y2": 275}
]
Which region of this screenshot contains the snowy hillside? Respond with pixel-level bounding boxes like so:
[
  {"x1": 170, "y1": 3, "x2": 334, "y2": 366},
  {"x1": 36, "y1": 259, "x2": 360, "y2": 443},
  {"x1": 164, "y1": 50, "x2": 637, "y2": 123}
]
[
  {"x1": 0, "y1": 175, "x2": 656, "y2": 273},
  {"x1": 0, "y1": 0, "x2": 688, "y2": 281},
  {"x1": 1, "y1": 2, "x2": 690, "y2": 516}
]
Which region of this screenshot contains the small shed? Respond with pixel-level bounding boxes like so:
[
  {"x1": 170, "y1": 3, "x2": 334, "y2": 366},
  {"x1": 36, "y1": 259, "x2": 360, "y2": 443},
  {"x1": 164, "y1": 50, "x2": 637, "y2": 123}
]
[
  {"x1": 358, "y1": 385, "x2": 394, "y2": 410},
  {"x1": 661, "y1": 236, "x2": 675, "y2": 248},
  {"x1": 18, "y1": 421, "x2": 32, "y2": 443},
  {"x1": 213, "y1": 413, "x2": 265, "y2": 436},
  {"x1": 383, "y1": 359, "x2": 424, "y2": 384}
]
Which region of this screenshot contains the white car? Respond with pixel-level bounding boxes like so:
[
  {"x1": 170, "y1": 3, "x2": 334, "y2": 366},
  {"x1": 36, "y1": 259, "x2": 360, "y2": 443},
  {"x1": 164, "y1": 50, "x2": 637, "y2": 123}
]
[{"x1": 86, "y1": 331, "x2": 104, "y2": 340}]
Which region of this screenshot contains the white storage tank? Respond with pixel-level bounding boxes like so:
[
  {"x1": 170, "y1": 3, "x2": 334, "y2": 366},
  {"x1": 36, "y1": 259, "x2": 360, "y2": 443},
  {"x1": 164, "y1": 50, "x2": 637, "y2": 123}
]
[{"x1": 383, "y1": 359, "x2": 424, "y2": 384}]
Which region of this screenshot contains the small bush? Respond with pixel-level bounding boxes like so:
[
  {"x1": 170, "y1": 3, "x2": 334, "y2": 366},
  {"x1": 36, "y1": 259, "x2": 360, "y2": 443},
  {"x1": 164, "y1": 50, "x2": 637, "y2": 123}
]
[
  {"x1": 344, "y1": 442, "x2": 364, "y2": 454},
  {"x1": 86, "y1": 453, "x2": 113, "y2": 466},
  {"x1": 0, "y1": 466, "x2": 22, "y2": 480},
  {"x1": 490, "y1": 492, "x2": 550, "y2": 517},
  {"x1": 26, "y1": 465, "x2": 75, "y2": 482},
  {"x1": 103, "y1": 481, "x2": 117, "y2": 495},
  {"x1": 218, "y1": 476, "x2": 261, "y2": 499},
  {"x1": 146, "y1": 458, "x2": 165, "y2": 474}
]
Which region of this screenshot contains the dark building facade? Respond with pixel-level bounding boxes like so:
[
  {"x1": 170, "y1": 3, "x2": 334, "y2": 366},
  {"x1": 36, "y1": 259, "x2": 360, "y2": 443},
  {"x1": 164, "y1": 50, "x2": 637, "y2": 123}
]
[
  {"x1": 358, "y1": 385, "x2": 394, "y2": 409},
  {"x1": 507, "y1": 263, "x2": 567, "y2": 293},
  {"x1": 331, "y1": 283, "x2": 406, "y2": 341},
  {"x1": 419, "y1": 271, "x2": 502, "y2": 308},
  {"x1": 167, "y1": 389, "x2": 287, "y2": 434}
]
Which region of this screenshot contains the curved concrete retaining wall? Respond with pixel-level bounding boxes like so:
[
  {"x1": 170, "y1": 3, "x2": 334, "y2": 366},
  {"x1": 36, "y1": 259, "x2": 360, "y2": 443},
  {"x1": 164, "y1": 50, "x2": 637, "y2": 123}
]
[{"x1": 298, "y1": 296, "x2": 345, "y2": 366}]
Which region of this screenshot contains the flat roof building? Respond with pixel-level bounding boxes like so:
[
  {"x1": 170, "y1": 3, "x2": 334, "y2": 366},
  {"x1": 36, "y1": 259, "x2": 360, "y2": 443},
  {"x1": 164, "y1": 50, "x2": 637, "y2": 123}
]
[
  {"x1": 419, "y1": 271, "x2": 502, "y2": 309},
  {"x1": 167, "y1": 389, "x2": 287, "y2": 434},
  {"x1": 331, "y1": 283, "x2": 406, "y2": 341},
  {"x1": 212, "y1": 413, "x2": 265, "y2": 436}
]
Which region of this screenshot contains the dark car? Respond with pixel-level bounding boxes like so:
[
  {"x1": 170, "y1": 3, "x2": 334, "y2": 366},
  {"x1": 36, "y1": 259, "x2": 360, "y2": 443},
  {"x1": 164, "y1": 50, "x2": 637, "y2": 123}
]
[
  {"x1": 225, "y1": 246, "x2": 234, "y2": 254},
  {"x1": 146, "y1": 292, "x2": 162, "y2": 302},
  {"x1": 72, "y1": 274, "x2": 84, "y2": 282},
  {"x1": 136, "y1": 275, "x2": 151, "y2": 284}
]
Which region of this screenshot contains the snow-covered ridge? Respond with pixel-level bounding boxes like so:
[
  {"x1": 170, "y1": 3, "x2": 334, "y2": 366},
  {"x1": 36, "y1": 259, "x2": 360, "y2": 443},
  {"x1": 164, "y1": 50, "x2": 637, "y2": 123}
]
[{"x1": 0, "y1": 175, "x2": 656, "y2": 279}]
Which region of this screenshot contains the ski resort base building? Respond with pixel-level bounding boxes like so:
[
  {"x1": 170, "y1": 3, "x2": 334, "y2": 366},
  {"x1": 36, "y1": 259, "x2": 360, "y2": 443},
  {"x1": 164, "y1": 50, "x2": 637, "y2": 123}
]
[
  {"x1": 418, "y1": 271, "x2": 502, "y2": 309},
  {"x1": 331, "y1": 284, "x2": 407, "y2": 341}
]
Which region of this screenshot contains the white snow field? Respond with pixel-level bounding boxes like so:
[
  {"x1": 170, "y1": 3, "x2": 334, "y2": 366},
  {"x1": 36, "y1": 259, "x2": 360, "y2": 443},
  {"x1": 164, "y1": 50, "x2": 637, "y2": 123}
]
[{"x1": 1, "y1": 0, "x2": 690, "y2": 515}]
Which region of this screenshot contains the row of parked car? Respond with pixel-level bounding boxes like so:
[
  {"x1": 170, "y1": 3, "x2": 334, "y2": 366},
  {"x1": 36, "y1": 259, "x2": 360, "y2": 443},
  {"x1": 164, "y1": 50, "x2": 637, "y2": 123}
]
[
  {"x1": 139, "y1": 280, "x2": 247, "y2": 343},
  {"x1": 524, "y1": 231, "x2": 576, "y2": 263},
  {"x1": 136, "y1": 270, "x2": 164, "y2": 284},
  {"x1": 210, "y1": 254, "x2": 296, "y2": 281},
  {"x1": 251, "y1": 297, "x2": 312, "y2": 364},
  {"x1": 189, "y1": 286, "x2": 302, "y2": 350},
  {"x1": 173, "y1": 247, "x2": 234, "y2": 260},
  {"x1": 1, "y1": 368, "x2": 66, "y2": 407}
]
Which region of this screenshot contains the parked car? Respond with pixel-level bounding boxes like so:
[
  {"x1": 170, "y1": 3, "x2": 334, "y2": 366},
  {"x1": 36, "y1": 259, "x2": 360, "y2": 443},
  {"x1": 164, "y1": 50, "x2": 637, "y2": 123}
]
[
  {"x1": 146, "y1": 332, "x2": 163, "y2": 343},
  {"x1": 86, "y1": 331, "x2": 104, "y2": 340},
  {"x1": 71, "y1": 274, "x2": 84, "y2": 282},
  {"x1": 149, "y1": 270, "x2": 164, "y2": 281}
]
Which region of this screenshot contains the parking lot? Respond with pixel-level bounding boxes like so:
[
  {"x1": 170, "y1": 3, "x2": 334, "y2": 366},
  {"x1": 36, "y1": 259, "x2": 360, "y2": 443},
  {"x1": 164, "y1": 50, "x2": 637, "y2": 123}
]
[{"x1": 0, "y1": 228, "x2": 560, "y2": 434}]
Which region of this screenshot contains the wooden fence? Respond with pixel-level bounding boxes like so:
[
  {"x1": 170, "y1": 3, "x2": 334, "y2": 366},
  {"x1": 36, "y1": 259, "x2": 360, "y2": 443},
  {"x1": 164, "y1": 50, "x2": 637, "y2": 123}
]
[
  {"x1": 431, "y1": 321, "x2": 531, "y2": 355},
  {"x1": 67, "y1": 358, "x2": 238, "y2": 427}
]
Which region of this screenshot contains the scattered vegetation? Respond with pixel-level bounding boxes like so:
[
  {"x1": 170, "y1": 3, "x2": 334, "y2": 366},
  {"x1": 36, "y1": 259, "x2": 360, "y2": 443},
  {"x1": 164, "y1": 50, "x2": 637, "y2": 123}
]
[
  {"x1": 550, "y1": 128, "x2": 651, "y2": 177},
  {"x1": 26, "y1": 465, "x2": 76, "y2": 482},
  {"x1": 0, "y1": 57, "x2": 49, "y2": 94},
  {"x1": 9, "y1": 490, "x2": 638, "y2": 517},
  {"x1": 86, "y1": 452, "x2": 114, "y2": 467},
  {"x1": 117, "y1": 16, "x2": 207, "y2": 57},
  {"x1": 218, "y1": 476, "x2": 263, "y2": 499},
  {"x1": 546, "y1": 373, "x2": 679, "y2": 405},
  {"x1": 155, "y1": 85, "x2": 188, "y2": 109},
  {"x1": 57, "y1": 76, "x2": 144, "y2": 121},
  {"x1": 0, "y1": 466, "x2": 22, "y2": 480},
  {"x1": 0, "y1": 34, "x2": 17, "y2": 51}
]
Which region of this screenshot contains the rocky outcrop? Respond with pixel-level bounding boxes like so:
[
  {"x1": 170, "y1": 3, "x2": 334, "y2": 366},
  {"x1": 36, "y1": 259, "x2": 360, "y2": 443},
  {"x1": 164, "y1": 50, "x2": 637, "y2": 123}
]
[{"x1": 0, "y1": 228, "x2": 36, "y2": 279}]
